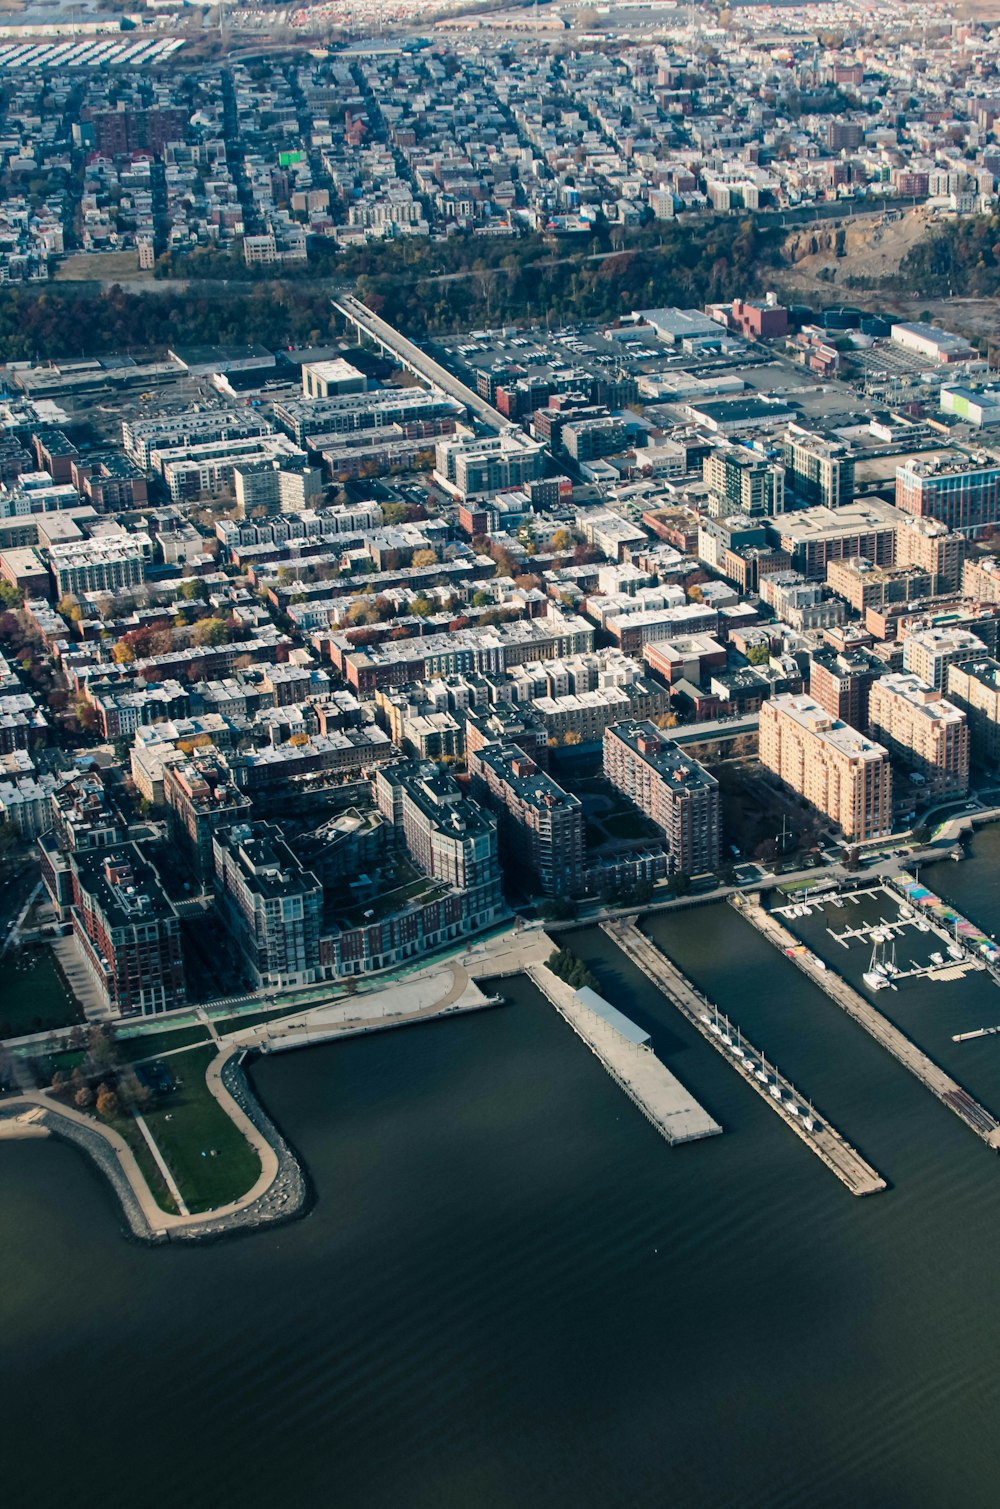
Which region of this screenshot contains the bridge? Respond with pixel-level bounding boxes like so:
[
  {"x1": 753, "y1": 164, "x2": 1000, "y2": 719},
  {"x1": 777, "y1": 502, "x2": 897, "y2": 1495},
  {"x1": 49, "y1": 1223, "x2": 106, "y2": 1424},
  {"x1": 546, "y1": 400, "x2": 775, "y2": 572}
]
[{"x1": 333, "y1": 293, "x2": 506, "y2": 433}]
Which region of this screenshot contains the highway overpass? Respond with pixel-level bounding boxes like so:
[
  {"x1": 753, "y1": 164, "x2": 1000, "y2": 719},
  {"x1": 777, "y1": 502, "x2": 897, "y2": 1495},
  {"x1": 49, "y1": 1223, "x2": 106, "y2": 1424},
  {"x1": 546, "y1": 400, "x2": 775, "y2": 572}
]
[{"x1": 333, "y1": 294, "x2": 506, "y2": 433}]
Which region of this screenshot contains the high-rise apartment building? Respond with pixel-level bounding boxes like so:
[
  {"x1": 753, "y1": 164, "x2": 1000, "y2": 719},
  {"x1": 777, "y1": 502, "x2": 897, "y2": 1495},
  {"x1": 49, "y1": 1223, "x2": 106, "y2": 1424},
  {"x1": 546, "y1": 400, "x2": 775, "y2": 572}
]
[
  {"x1": 213, "y1": 822, "x2": 323, "y2": 988},
  {"x1": 902, "y1": 626, "x2": 988, "y2": 690},
  {"x1": 70, "y1": 845, "x2": 186, "y2": 1016},
  {"x1": 895, "y1": 514, "x2": 965, "y2": 594},
  {"x1": 163, "y1": 755, "x2": 253, "y2": 881},
  {"x1": 946, "y1": 657, "x2": 1000, "y2": 769},
  {"x1": 602, "y1": 721, "x2": 721, "y2": 875},
  {"x1": 466, "y1": 743, "x2": 584, "y2": 897},
  {"x1": 867, "y1": 673, "x2": 969, "y2": 796},
  {"x1": 783, "y1": 425, "x2": 855, "y2": 508},
  {"x1": 759, "y1": 694, "x2": 893, "y2": 841},
  {"x1": 896, "y1": 457, "x2": 1000, "y2": 532},
  {"x1": 703, "y1": 445, "x2": 785, "y2": 518},
  {"x1": 809, "y1": 646, "x2": 884, "y2": 731}
]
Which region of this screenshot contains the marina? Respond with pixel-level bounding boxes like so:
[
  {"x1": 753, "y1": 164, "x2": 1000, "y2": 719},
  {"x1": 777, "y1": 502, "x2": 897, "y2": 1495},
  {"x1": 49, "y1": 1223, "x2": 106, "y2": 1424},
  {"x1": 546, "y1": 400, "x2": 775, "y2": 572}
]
[
  {"x1": 774, "y1": 881, "x2": 991, "y2": 988},
  {"x1": 739, "y1": 896, "x2": 1000, "y2": 1149},
  {"x1": 528, "y1": 964, "x2": 722, "y2": 1146},
  {"x1": 603, "y1": 918, "x2": 886, "y2": 1197}
]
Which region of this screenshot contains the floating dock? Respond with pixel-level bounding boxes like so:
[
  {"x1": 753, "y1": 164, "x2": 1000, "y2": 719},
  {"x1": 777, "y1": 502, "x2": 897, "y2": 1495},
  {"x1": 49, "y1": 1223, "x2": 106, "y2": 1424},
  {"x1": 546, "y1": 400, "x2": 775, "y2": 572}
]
[
  {"x1": 737, "y1": 897, "x2": 1000, "y2": 1150},
  {"x1": 603, "y1": 920, "x2": 886, "y2": 1197},
  {"x1": 527, "y1": 965, "x2": 721, "y2": 1145}
]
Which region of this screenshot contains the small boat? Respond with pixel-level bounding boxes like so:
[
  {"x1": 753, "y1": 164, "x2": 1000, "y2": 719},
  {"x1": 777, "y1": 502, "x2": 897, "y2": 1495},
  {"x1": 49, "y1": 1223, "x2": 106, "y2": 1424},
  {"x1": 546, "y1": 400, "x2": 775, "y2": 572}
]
[
  {"x1": 930, "y1": 951, "x2": 945, "y2": 966},
  {"x1": 947, "y1": 943, "x2": 964, "y2": 961},
  {"x1": 755, "y1": 1067, "x2": 769, "y2": 1083},
  {"x1": 864, "y1": 969, "x2": 889, "y2": 990},
  {"x1": 769, "y1": 1084, "x2": 783, "y2": 1101}
]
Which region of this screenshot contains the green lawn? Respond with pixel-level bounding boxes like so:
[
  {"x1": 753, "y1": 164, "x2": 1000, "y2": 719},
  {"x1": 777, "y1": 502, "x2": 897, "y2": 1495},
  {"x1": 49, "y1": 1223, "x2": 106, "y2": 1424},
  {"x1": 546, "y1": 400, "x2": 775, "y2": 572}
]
[
  {"x1": 137, "y1": 1045, "x2": 262, "y2": 1214},
  {"x1": 113, "y1": 1026, "x2": 210, "y2": 1063},
  {"x1": 108, "y1": 1114, "x2": 179, "y2": 1216},
  {"x1": 0, "y1": 947, "x2": 84, "y2": 1039}
]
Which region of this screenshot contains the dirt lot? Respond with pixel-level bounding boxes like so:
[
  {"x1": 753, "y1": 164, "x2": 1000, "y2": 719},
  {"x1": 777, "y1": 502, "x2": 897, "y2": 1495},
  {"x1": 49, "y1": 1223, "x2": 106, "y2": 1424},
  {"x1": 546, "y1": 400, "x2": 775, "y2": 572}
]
[{"x1": 54, "y1": 251, "x2": 147, "y2": 283}]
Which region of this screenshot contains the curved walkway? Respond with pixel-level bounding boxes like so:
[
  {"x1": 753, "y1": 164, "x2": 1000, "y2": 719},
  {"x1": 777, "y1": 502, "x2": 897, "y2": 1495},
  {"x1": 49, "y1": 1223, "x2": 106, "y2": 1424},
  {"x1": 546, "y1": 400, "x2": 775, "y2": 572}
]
[{"x1": 0, "y1": 1044, "x2": 303, "y2": 1244}]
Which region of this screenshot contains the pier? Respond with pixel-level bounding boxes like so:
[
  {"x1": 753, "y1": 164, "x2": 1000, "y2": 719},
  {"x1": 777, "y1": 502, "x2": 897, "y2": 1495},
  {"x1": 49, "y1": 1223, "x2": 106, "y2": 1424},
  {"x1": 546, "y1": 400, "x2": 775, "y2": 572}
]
[
  {"x1": 737, "y1": 897, "x2": 1000, "y2": 1150},
  {"x1": 603, "y1": 920, "x2": 886, "y2": 1197},
  {"x1": 527, "y1": 964, "x2": 722, "y2": 1146}
]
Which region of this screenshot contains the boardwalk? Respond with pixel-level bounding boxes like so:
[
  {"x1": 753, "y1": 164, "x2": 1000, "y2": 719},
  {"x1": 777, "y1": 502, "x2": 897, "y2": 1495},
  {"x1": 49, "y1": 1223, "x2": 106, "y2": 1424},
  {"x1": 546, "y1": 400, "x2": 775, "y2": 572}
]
[
  {"x1": 738, "y1": 896, "x2": 1000, "y2": 1150},
  {"x1": 604, "y1": 919, "x2": 887, "y2": 1197}
]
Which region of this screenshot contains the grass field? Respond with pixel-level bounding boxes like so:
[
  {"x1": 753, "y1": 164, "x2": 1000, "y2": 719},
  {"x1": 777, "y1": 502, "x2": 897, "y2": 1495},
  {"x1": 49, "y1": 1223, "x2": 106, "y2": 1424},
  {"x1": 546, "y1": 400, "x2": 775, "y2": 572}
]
[
  {"x1": 136, "y1": 1045, "x2": 261, "y2": 1214},
  {"x1": 0, "y1": 947, "x2": 85, "y2": 1038},
  {"x1": 113, "y1": 1026, "x2": 210, "y2": 1063}
]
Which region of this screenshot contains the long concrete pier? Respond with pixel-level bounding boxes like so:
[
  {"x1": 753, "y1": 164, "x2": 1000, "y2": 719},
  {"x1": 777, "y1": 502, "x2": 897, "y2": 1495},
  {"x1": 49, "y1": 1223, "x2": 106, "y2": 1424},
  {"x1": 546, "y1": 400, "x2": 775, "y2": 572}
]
[
  {"x1": 527, "y1": 964, "x2": 721, "y2": 1146},
  {"x1": 737, "y1": 896, "x2": 1000, "y2": 1150},
  {"x1": 604, "y1": 919, "x2": 886, "y2": 1197}
]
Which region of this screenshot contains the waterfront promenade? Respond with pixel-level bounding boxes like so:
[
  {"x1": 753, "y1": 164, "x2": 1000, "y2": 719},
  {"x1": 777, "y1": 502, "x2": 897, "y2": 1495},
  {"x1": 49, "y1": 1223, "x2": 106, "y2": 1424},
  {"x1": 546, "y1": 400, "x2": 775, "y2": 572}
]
[
  {"x1": 738, "y1": 896, "x2": 1000, "y2": 1150},
  {"x1": 605, "y1": 919, "x2": 887, "y2": 1197}
]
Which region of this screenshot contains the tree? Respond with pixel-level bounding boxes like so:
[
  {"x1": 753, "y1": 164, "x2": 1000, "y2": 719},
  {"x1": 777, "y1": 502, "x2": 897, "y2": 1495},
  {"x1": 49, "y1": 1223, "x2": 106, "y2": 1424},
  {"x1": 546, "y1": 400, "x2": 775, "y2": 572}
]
[
  {"x1": 95, "y1": 1085, "x2": 119, "y2": 1119},
  {"x1": 550, "y1": 528, "x2": 572, "y2": 551},
  {"x1": 745, "y1": 643, "x2": 771, "y2": 666},
  {"x1": 57, "y1": 595, "x2": 82, "y2": 622},
  {"x1": 0, "y1": 580, "x2": 21, "y2": 609},
  {"x1": 192, "y1": 616, "x2": 230, "y2": 647},
  {"x1": 74, "y1": 1086, "x2": 94, "y2": 1110},
  {"x1": 111, "y1": 640, "x2": 135, "y2": 665},
  {"x1": 410, "y1": 548, "x2": 437, "y2": 569}
]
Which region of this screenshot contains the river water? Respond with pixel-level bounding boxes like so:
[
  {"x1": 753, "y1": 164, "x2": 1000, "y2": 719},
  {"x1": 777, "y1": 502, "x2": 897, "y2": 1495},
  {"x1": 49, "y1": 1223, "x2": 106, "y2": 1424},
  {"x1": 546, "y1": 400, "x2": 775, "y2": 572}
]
[{"x1": 7, "y1": 837, "x2": 1000, "y2": 1507}]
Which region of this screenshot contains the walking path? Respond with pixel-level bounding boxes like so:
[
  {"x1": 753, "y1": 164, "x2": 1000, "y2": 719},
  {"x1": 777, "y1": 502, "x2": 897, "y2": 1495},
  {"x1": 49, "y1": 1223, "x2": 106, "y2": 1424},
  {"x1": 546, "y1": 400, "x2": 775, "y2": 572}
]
[
  {"x1": 0, "y1": 931, "x2": 528, "y2": 1241},
  {"x1": 134, "y1": 1113, "x2": 189, "y2": 1215}
]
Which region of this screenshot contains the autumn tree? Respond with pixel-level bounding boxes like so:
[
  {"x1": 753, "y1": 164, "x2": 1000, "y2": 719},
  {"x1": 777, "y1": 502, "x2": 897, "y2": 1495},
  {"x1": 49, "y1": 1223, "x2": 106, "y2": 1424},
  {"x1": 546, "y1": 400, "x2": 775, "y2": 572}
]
[{"x1": 95, "y1": 1085, "x2": 120, "y2": 1119}]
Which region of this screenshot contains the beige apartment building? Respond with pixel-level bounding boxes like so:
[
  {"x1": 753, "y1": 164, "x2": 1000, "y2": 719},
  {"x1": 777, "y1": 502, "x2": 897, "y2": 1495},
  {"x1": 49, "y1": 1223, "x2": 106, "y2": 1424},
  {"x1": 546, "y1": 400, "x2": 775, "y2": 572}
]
[
  {"x1": 867, "y1": 673, "x2": 969, "y2": 796},
  {"x1": 947, "y1": 656, "x2": 1000, "y2": 768},
  {"x1": 962, "y1": 555, "x2": 1000, "y2": 605},
  {"x1": 894, "y1": 514, "x2": 965, "y2": 595},
  {"x1": 759, "y1": 693, "x2": 893, "y2": 841}
]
